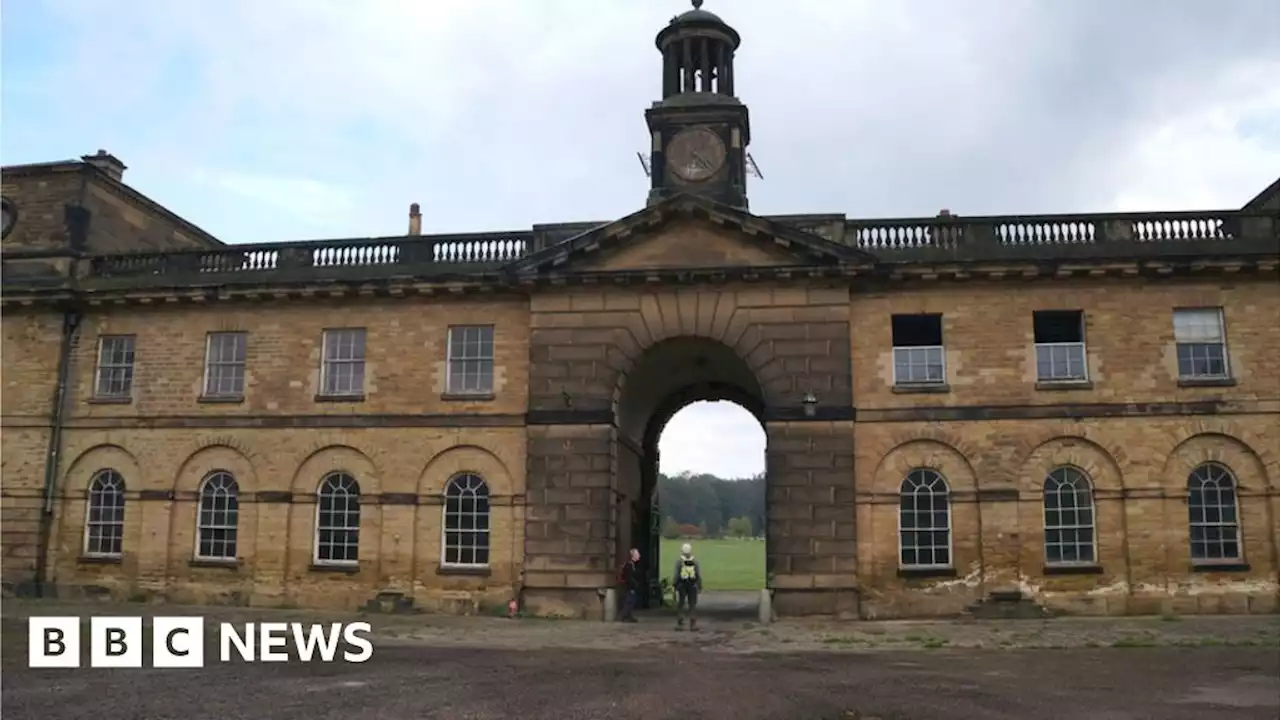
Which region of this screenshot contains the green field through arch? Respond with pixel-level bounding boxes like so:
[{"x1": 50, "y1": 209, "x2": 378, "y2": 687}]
[{"x1": 659, "y1": 537, "x2": 766, "y2": 591}]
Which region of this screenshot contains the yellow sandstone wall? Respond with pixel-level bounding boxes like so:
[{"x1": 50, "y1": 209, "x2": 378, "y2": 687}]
[{"x1": 851, "y1": 278, "x2": 1280, "y2": 618}]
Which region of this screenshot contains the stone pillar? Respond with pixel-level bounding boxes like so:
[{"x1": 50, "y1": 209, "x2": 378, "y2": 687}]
[
  {"x1": 766, "y1": 420, "x2": 859, "y2": 617},
  {"x1": 521, "y1": 423, "x2": 617, "y2": 619}
]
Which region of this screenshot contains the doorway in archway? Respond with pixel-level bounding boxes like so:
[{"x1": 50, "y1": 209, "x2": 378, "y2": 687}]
[{"x1": 654, "y1": 400, "x2": 766, "y2": 616}]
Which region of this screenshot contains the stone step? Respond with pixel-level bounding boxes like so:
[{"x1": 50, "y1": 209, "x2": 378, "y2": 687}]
[
  {"x1": 362, "y1": 591, "x2": 416, "y2": 614},
  {"x1": 964, "y1": 589, "x2": 1054, "y2": 620}
]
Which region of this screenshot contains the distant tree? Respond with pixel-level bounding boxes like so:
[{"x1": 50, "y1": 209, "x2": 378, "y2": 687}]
[
  {"x1": 726, "y1": 516, "x2": 753, "y2": 538},
  {"x1": 656, "y1": 471, "x2": 765, "y2": 535},
  {"x1": 661, "y1": 516, "x2": 680, "y2": 539},
  {"x1": 697, "y1": 521, "x2": 708, "y2": 538},
  {"x1": 677, "y1": 523, "x2": 702, "y2": 538}
]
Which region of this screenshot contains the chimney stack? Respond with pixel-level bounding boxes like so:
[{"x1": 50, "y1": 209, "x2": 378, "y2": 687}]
[
  {"x1": 408, "y1": 203, "x2": 422, "y2": 235},
  {"x1": 938, "y1": 208, "x2": 952, "y2": 218},
  {"x1": 82, "y1": 149, "x2": 127, "y2": 182}
]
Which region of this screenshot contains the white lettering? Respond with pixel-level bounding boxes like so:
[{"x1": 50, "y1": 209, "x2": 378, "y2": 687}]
[
  {"x1": 290, "y1": 623, "x2": 342, "y2": 662},
  {"x1": 90, "y1": 617, "x2": 142, "y2": 668},
  {"x1": 154, "y1": 617, "x2": 205, "y2": 668},
  {"x1": 342, "y1": 622, "x2": 374, "y2": 662},
  {"x1": 259, "y1": 622, "x2": 289, "y2": 661},
  {"x1": 220, "y1": 623, "x2": 255, "y2": 662}
]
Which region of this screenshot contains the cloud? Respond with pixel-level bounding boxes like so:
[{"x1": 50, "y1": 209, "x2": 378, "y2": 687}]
[
  {"x1": 3, "y1": 0, "x2": 1277, "y2": 476},
  {"x1": 660, "y1": 402, "x2": 766, "y2": 479},
  {"x1": 191, "y1": 168, "x2": 360, "y2": 230}
]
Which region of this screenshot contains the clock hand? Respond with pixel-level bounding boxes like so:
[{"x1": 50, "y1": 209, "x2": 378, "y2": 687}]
[{"x1": 690, "y1": 151, "x2": 713, "y2": 170}]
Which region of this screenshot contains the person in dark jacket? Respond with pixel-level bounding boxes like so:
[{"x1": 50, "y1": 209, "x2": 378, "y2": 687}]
[{"x1": 617, "y1": 548, "x2": 642, "y2": 622}]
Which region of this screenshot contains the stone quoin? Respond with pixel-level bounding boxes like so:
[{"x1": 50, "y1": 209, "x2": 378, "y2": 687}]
[{"x1": 2, "y1": 2, "x2": 1278, "y2": 620}]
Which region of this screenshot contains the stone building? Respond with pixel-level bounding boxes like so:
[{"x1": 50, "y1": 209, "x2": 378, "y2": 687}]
[{"x1": 2, "y1": 3, "x2": 1278, "y2": 620}]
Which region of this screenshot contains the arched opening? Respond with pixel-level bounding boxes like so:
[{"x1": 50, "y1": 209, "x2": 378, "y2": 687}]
[
  {"x1": 614, "y1": 336, "x2": 766, "y2": 615},
  {"x1": 656, "y1": 401, "x2": 765, "y2": 611}
]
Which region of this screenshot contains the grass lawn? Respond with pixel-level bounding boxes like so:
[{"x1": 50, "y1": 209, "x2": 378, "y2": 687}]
[{"x1": 659, "y1": 537, "x2": 765, "y2": 590}]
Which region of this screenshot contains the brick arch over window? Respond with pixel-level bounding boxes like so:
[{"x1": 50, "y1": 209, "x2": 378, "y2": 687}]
[
  {"x1": 289, "y1": 445, "x2": 381, "y2": 496},
  {"x1": 1020, "y1": 436, "x2": 1124, "y2": 494},
  {"x1": 59, "y1": 444, "x2": 143, "y2": 561},
  {"x1": 286, "y1": 445, "x2": 380, "y2": 572},
  {"x1": 1161, "y1": 432, "x2": 1271, "y2": 571},
  {"x1": 528, "y1": 286, "x2": 852, "y2": 416},
  {"x1": 1160, "y1": 433, "x2": 1269, "y2": 492},
  {"x1": 416, "y1": 444, "x2": 517, "y2": 577},
  {"x1": 417, "y1": 445, "x2": 514, "y2": 497},
  {"x1": 174, "y1": 444, "x2": 258, "y2": 495},
  {"x1": 168, "y1": 444, "x2": 259, "y2": 571},
  {"x1": 1019, "y1": 426, "x2": 1131, "y2": 479},
  {"x1": 870, "y1": 439, "x2": 978, "y2": 582},
  {"x1": 1163, "y1": 422, "x2": 1278, "y2": 489},
  {"x1": 873, "y1": 439, "x2": 978, "y2": 493},
  {"x1": 1019, "y1": 437, "x2": 1123, "y2": 575},
  {"x1": 63, "y1": 444, "x2": 143, "y2": 489}
]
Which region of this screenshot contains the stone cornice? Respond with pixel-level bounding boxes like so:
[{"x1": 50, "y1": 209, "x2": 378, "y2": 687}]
[
  {"x1": 2, "y1": 254, "x2": 1277, "y2": 310},
  {"x1": 2, "y1": 204, "x2": 1276, "y2": 309}
]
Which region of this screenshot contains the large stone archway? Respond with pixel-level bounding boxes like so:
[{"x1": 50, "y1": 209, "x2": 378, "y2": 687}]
[
  {"x1": 616, "y1": 336, "x2": 766, "y2": 609},
  {"x1": 521, "y1": 284, "x2": 860, "y2": 619}
]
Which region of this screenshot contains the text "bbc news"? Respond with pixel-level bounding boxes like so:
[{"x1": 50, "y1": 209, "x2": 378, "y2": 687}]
[{"x1": 28, "y1": 617, "x2": 374, "y2": 668}]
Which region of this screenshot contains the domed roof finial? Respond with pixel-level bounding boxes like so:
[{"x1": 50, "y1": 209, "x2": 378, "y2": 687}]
[{"x1": 691, "y1": 0, "x2": 703, "y2": 8}]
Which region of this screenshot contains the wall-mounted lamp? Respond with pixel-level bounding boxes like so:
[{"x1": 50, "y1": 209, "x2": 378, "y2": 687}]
[
  {"x1": 562, "y1": 390, "x2": 573, "y2": 408},
  {"x1": 801, "y1": 391, "x2": 818, "y2": 418}
]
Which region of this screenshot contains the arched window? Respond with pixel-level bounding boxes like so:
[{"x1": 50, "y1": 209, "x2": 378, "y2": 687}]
[
  {"x1": 442, "y1": 473, "x2": 491, "y2": 567},
  {"x1": 899, "y1": 469, "x2": 951, "y2": 569},
  {"x1": 1188, "y1": 462, "x2": 1241, "y2": 563},
  {"x1": 84, "y1": 469, "x2": 126, "y2": 557},
  {"x1": 315, "y1": 472, "x2": 360, "y2": 564},
  {"x1": 196, "y1": 471, "x2": 239, "y2": 561},
  {"x1": 1043, "y1": 467, "x2": 1096, "y2": 565}
]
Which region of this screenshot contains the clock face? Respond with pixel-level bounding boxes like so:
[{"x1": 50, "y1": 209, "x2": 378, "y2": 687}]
[{"x1": 667, "y1": 127, "x2": 726, "y2": 183}]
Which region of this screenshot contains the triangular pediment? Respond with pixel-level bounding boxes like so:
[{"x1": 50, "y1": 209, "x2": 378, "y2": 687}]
[{"x1": 504, "y1": 194, "x2": 876, "y2": 276}]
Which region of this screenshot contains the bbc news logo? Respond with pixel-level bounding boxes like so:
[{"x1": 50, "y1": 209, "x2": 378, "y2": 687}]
[{"x1": 28, "y1": 617, "x2": 374, "y2": 668}]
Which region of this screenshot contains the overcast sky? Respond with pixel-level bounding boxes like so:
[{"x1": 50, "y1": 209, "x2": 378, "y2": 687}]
[{"x1": 3, "y1": 0, "x2": 1277, "y2": 478}]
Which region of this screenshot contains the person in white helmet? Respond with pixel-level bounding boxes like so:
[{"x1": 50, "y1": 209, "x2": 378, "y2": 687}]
[{"x1": 672, "y1": 542, "x2": 703, "y2": 631}]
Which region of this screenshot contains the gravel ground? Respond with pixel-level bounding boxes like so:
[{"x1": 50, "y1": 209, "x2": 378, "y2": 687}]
[{"x1": 3, "y1": 600, "x2": 1278, "y2": 720}]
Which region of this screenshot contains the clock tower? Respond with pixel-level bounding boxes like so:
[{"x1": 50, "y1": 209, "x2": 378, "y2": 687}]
[{"x1": 645, "y1": 1, "x2": 751, "y2": 210}]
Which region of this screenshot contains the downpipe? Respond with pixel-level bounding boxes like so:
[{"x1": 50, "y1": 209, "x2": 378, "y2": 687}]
[{"x1": 33, "y1": 310, "x2": 81, "y2": 597}]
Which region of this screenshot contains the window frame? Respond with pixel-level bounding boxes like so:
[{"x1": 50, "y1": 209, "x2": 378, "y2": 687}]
[
  {"x1": 93, "y1": 334, "x2": 137, "y2": 400},
  {"x1": 1032, "y1": 310, "x2": 1089, "y2": 384},
  {"x1": 445, "y1": 325, "x2": 496, "y2": 396},
  {"x1": 194, "y1": 470, "x2": 240, "y2": 562},
  {"x1": 440, "y1": 473, "x2": 492, "y2": 568},
  {"x1": 83, "y1": 469, "x2": 126, "y2": 558},
  {"x1": 897, "y1": 468, "x2": 953, "y2": 570},
  {"x1": 319, "y1": 328, "x2": 367, "y2": 398},
  {"x1": 314, "y1": 471, "x2": 361, "y2": 566},
  {"x1": 1187, "y1": 462, "x2": 1244, "y2": 565},
  {"x1": 892, "y1": 345, "x2": 947, "y2": 386},
  {"x1": 1172, "y1": 307, "x2": 1231, "y2": 381},
  {"x1": 1042, "y1": 466, "x2": 1098, "y2": 567},
  {"x1": 890, "y1": 313, "x2": 947, "y2": 387},
  {"x1": 202, "y1": 332, "x2": 248, "y2": 399}
]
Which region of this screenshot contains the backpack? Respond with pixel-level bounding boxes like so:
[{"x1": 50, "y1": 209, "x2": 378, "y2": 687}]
[
  {"x1": 616, "y1": 561, "x2": 629, "y2": 585},
  {"x1": 679, "y1": 557, "x2": 698, "y2": 582}
]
